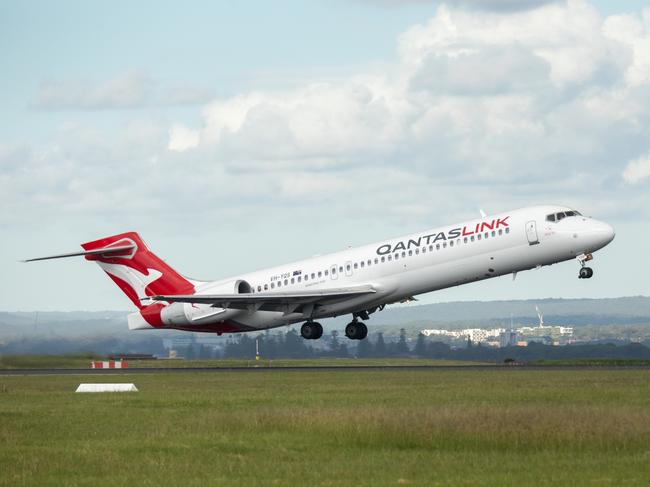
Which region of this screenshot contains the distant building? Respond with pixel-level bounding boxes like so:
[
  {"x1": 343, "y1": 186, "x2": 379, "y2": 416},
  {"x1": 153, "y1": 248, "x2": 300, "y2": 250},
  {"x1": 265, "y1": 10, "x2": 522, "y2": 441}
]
[{"x1": 421, "y1": 305, "x2": 574, "y2": 347}]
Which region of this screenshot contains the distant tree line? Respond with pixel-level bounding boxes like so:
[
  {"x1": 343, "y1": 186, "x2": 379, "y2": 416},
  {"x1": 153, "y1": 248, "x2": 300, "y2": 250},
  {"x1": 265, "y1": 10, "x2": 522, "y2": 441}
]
[
  {"x1": 5, "y1": 329, "x2": 650, "y2": 363},
  {"x1": 217, "y1": 330, "x2": 650, "y2": 362}
]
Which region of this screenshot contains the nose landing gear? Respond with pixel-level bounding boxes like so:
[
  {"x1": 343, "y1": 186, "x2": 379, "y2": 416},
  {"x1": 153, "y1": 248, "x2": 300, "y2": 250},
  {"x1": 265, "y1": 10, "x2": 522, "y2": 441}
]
[
  {"x1": 577, "y1": 253, "x2": 594, "y2": 279},
  {"x1": 579, "y1": 267, "x2": 593, "y2": 279}
]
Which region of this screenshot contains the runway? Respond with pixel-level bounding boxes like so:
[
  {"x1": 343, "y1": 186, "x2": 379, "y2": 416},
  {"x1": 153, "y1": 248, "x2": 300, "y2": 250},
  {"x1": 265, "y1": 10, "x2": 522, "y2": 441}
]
[{"x1": 3, "y1": 364, "x2": 650, "y2": 376}]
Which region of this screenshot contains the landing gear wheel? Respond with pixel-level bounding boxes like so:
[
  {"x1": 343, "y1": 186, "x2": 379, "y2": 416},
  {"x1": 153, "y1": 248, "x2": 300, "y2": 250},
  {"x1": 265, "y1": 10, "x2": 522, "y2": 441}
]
[
  {"x1": 357, "y1": 322, "x2": 368, "y2": 340},
  {"x1": 579, "y1": 267, "x2": 593, "y2": 279},
  {"x1": 345, "y1": 321, "x2": 367, "y2": 340},
  {"x1": 301, "y1": 321, "x2": 323, "y2": 340},
  {"x1": 311, "y1": 322, "x2": 323, "y2": 339}
]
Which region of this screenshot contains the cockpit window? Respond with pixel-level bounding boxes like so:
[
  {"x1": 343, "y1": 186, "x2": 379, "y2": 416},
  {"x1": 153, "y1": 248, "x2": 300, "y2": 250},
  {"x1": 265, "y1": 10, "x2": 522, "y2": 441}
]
[{"x1": 547, "y1": 210, "x2": 582, "y2": 222}]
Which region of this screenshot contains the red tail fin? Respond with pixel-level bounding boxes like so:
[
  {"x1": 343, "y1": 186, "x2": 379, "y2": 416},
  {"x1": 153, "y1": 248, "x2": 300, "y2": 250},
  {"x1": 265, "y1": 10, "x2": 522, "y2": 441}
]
[{"x1": 81, "y1": 232, "x2": 194, "y2": 308}]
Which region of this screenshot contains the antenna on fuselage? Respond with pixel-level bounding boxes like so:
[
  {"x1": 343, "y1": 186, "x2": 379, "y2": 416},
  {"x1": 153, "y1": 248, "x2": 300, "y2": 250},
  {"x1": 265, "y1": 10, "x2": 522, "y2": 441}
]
[{"x1": 479, "y1": 208, "x2": 487, "y2": 218}]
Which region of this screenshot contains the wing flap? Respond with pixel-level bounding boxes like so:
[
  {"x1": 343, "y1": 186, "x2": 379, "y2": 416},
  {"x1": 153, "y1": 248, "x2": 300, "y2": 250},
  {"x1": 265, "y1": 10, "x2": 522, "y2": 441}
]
[{"x1": 149, "y1": 285, "x2": 375, "y2": 312}]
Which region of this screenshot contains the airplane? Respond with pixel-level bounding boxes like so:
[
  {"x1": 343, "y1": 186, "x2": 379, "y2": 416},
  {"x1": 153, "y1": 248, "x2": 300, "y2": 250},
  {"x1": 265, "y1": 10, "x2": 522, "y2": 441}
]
[{"x1": 24, "y1": 205, "x2": 615, "y2": 340}]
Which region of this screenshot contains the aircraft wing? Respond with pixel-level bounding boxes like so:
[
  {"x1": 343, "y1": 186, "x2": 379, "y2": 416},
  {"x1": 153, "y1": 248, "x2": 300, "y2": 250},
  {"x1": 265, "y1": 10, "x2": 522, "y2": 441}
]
[{"x1": 149, "y1": 285, "x2": 376, "y2": 313}]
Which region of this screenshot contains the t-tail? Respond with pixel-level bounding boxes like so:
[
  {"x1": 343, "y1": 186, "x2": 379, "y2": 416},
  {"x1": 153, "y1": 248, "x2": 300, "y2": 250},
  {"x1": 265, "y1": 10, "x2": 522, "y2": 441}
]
[{"x1": 23, "y1": 232, "x2": 196, "y2": 329}]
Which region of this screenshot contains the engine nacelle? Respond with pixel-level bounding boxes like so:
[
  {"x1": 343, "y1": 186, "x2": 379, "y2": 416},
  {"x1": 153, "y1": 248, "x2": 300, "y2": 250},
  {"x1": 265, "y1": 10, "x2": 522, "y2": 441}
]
[{"x1": 160, "y1": 279, "x2": 253, "y2": 326}]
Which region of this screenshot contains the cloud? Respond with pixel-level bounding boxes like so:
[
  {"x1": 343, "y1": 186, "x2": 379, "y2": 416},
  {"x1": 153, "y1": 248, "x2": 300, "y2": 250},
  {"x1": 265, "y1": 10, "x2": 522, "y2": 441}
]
[
  {"x1": 168, "y1": 124, "x2": 200, "y2": 152},
  {"x1": 35, "y1": 70, "x2": 153, "y2": 110},
  {"x1": 623, "y1": 151, "x2": 650, "y2": 184},
  {"x1": 34, "y1": 71, "x2": 213, "y2": 110},
  {"x1": 7, "y1": 0, "x2": 650, "y2": 233},
  {"x1": 362, "y1": 0, "x2": 559, "y2": 13},
  {"x1": 409, "y1": 45, "x2": 551, "y2": 95}
]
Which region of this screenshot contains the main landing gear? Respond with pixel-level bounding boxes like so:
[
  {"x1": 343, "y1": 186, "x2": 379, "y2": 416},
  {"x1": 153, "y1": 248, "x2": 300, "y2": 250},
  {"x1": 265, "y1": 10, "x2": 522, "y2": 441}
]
[
  {"x1": 345, "y1": 320, "x2": 368, "y2": 340},
  {"x1": 300, "y1": 321, "x2": 323, "y2": 340},
  {"x1": 577, "y1": 253, "x2": 594, "y2": 279},
  {"x1": 301, "y1": 307, "x2": 380, "y2": 340}
]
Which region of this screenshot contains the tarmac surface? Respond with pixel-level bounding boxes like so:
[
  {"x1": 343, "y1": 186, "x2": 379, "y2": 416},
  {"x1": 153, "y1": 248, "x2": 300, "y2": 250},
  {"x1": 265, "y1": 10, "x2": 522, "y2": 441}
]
[{"x1": 3, "y1": 364, "x2": 650, "y2": 375}]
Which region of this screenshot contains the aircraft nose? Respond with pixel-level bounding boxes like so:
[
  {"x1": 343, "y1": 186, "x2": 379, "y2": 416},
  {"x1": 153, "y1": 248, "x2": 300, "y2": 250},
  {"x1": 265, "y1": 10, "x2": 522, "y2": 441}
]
[
  {"x1": 600, "y1": 222, "x2": 615, "y2": 243},
  {"x1": 591, "y1": 220, "x2": 615, "y2": 248}
]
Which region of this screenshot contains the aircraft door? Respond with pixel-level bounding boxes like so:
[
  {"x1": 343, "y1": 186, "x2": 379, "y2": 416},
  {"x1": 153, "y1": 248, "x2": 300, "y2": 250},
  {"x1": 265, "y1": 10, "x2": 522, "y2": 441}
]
[
  {"x1": 330, "y1": 265, "x2": 338, "y2": 280},
  {"x1": 345, "y1": 261, "x2": 353, "y2": 277},
  {"x1": 526, "y1": 220, "x2": 539, "y2": 245}
]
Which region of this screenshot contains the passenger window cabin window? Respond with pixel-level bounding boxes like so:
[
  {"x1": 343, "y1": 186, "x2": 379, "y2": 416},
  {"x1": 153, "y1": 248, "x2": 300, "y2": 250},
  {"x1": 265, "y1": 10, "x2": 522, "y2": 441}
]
[
  {"x1": 477, "y1": 234, "x2": 482, "y2": 240},
  {"x1": 374, "y1": 258, "x2": 379, "y2": 264},
  {"x1": 387, "y1": 255, "x2": 392, "y2": 261},
  {"x1": 264, "y1": 284, "x2": 268, "y2": 291},
  {"x1": 422, "y1": 247, "x2": 426, "y2": 253},
  {"x1": 354, "y1": 263, "x2": 358, "y2": 269},
  {"x1": 304, "y1": 275, "x2": 308, "y2": 281},
  {"x1": 318, "y1": 271, "x2": 322, "y2": 278},
  {"x1": 498, "y1": 229, "x2": 503, "y2": 235},
  {"x1": 395, "y1": 254, "x2": 399, "y2": 260},
  {"x1": 464, "y1": 237, "x2": 468, "y2": 244},
  {"x1": 284, "y1": 279, "x2": 288, "y2": 286},
  {"x1": 346, "y1": 264, "x2": 351, "y2": 271},
  {"x1": 298, "y1": 276, "x2": 302, "y2": 282},
  {"x1": 505, "y1": 227, "x2": 510, "y2": 234},
  {"x1": 277, "y1": 282, "x2": 281, "y2": 288},
  {"x1": 429, "y1": 245, "x2": 434, "y2": 251},
  {"x1": 443, "y1": 242, "x2": 447, "y2": 248},
  {"x1": 449, "y1": 241, "x2": 454, "y2": 247},
  {"x1": 324, "y1": 270, "x2": 328, "y2": 276},
  {"x1": 415, "y1": 248, "x2": 419, "y2": 255},
  {"x1": 311, "y1": 273, "x2": 315, "y2": 279},
  {"x1": 367, "y1": 259, "x2": 371, "y2": 266},
  {"x1": 291, "y1": 278, "x2": 295, "y2": 284},
  {"x1": 360, "y1": 261, "x2": 364, "y2": 268},
  {"x1": 471, "y1": 236, "x2": 475, "y2": 242},
  {"x1": 402, "y1": 251, "x2": 406, "y2": 258},
  {"x1": 257, "y1": 286, "x2": 262, "y2": 292},
  {"x1": 408, "y1": 250, "x2": 413, "y2": 256},
  {"x1": 381, "y1": 256, "x2": 385, "y2": 263},
  {"x1": 339, "y1": 266, "x2": 343, "y2": 273},
  {"x1": 491, "y1": 231, "x2": 496, "y2": 237},
  {"x1": 484, "y1": 232, "x2": 489, "y2": 239},
  {"x1": 436, "y1": 244, "x2": 440, "y2": 250}
]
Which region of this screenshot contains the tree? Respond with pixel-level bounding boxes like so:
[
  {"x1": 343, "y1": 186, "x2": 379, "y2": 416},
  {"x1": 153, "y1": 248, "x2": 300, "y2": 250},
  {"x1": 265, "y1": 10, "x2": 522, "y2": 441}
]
[
  {"x1": 428, "y1": 341, "x2": 450, "y2": 359},
  {"x1": 396, "y1": 328, "x2": 410, "y2": 355},
  {"x1": 356, "y1": 337, "x2": 373, "y2": 358},
  {"x1": 414, "y1": 333, "x2": 427, "y2": 357},
  {"x1": 374, "y1": 333, "x2": 387, "y2": 357},
  {"x1": 184, "y1": 343, "x2": 196, "y2": 360},
  {"x1": 198, "y1": 344, "x2": 212, "y2": 359}
]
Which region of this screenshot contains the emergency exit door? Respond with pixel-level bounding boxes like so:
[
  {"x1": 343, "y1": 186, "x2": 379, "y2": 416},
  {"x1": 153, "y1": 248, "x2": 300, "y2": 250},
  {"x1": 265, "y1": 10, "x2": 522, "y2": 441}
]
[{"x1": 526, "y1": 220, "x2": 539, "y2": 245}]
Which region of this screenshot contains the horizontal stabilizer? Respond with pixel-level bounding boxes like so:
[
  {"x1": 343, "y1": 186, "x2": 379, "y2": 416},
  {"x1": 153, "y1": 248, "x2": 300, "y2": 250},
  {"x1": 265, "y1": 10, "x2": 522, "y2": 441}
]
[{"x1": 22, "y1": 244, "x2": 135, "y2": 263}]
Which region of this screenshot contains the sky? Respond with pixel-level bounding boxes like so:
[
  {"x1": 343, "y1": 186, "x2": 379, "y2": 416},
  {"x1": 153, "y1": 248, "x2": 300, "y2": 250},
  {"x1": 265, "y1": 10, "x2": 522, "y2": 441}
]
[{"x1": 1, "y1": 0, "x2": 649, "y2": 312}]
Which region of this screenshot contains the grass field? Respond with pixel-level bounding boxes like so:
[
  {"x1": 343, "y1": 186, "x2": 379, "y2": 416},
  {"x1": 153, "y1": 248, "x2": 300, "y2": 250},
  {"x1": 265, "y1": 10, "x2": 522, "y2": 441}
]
[
  {"x1": 0, "y1": 355, "x2": 488, "y2": 369},
  {"x1": 2, "y1": 369, "x2": 650, "y2": 486}
]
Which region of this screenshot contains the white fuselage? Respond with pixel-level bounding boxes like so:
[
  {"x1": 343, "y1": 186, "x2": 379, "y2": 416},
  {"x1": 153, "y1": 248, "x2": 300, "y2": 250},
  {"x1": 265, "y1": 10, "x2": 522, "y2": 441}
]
[{"x1": 165, "y1": 205, "x2": 614, "y2": 331}]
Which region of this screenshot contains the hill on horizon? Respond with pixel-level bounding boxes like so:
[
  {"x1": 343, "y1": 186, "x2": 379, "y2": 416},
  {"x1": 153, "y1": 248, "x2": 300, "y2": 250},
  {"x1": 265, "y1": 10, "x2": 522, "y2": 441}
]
[{"x1": 1, "y1": 296, "x2": 649, "y2": 341}]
